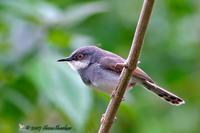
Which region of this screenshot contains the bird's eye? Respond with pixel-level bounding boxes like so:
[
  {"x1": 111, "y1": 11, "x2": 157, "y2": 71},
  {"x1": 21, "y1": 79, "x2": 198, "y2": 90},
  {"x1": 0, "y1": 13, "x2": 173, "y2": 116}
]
[{"x1": 76, "y1": 54, "x2": 84, "y2": 60}]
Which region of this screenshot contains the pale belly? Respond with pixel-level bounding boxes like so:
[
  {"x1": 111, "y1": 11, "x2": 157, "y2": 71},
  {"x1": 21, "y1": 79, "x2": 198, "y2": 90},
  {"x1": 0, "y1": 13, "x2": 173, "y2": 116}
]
[{"x1": 89, "y1": 65, "x2": 137, "y2": 94}]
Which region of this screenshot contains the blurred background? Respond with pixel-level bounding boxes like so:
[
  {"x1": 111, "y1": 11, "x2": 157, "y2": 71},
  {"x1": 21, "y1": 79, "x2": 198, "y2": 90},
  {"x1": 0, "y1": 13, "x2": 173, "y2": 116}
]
[{"x1": 0, "y1": 0, "x2": 200, "y2": 133}]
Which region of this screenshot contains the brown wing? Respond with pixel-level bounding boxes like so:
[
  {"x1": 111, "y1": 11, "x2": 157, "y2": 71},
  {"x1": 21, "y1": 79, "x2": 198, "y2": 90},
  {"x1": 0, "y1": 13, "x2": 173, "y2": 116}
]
[
  {"x1": 99, "y1": 56, "x2": 125, "y2": 73},
  {"x1": 99, "y1": 56, "x2": 154, "y2": 83}
]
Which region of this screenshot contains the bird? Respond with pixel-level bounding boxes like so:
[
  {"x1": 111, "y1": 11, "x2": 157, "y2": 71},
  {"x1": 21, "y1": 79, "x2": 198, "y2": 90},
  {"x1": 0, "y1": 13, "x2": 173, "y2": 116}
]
[{"x1": 58, "y1": 46, "x2": 185, "y2": 106}]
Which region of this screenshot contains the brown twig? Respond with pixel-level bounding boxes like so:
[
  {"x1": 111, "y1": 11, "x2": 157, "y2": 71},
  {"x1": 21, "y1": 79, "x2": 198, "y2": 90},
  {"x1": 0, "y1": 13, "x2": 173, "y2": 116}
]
[{"x1": 98, "y1": 0, "x2": 155, "y2": 133}]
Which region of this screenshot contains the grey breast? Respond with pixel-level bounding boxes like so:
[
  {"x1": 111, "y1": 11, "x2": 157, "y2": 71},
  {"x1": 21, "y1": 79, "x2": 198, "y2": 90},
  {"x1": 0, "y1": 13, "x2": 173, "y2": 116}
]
[{"x1": 85, "y1": 63, "x2": 120, "y2": 93}]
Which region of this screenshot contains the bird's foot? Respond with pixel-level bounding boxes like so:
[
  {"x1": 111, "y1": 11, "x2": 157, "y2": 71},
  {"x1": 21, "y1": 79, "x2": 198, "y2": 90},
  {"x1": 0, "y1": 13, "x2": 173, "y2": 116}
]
[{"x1": 115, "y1": 63, "x2": 128, "y2": 71}]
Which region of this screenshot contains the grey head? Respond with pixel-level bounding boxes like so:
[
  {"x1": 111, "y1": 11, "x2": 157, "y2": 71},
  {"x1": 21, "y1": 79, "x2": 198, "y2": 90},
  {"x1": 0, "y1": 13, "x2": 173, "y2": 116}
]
[{"x1": 58, "y1": 46, "x2": 104, "y2": 71}]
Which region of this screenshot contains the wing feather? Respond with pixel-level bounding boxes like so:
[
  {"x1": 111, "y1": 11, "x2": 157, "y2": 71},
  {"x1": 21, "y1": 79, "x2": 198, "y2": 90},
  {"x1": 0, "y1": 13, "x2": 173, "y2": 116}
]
[{"x1": 99, "y1": 56, "x2": 154, "y2": 83}]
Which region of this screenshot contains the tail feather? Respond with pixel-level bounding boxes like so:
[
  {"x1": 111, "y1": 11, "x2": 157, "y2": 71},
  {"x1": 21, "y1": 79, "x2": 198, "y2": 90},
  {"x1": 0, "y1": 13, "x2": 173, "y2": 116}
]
[{"x1": 142, "y1": 81, "x2": 185, "y2": 106}]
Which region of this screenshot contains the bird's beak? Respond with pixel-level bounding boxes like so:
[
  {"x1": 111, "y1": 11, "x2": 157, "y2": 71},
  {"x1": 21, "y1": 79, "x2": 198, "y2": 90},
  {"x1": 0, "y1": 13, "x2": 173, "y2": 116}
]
[{"x1": 57, "y1": 56, "x2": 73, "y2": 62}]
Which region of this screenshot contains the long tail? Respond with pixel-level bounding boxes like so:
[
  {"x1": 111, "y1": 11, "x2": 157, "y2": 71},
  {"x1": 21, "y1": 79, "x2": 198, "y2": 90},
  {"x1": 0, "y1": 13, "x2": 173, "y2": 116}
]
[{"x1": 142, "y1": 81, "x2": 185, "y2": 106}]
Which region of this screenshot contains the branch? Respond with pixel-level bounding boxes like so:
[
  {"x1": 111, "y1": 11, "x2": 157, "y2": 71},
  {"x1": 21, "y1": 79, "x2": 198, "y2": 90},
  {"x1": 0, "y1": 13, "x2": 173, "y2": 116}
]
[{"x1": 98, "y1": 0, "x2": 155, "y2": 133}]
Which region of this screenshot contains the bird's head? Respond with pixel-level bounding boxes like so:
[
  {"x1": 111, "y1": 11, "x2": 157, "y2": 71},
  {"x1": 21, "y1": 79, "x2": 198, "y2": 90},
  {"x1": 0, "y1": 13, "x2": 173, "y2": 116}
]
[{"x1": 58, "y1": 46, "x2": 100, "y2": 71}]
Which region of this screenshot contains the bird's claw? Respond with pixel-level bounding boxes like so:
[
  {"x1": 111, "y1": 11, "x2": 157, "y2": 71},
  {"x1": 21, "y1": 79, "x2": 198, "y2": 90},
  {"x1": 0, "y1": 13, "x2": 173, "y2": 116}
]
[{"x1": 115, "y1": 63, "x2": 128, "y2": 70}]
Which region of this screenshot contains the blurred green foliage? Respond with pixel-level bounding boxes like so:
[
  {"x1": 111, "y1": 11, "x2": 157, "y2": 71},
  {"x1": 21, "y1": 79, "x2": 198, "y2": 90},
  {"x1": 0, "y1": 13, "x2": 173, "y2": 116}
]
[{"x1": 0, "y1": 0, "x2": 200, "y2": 133}]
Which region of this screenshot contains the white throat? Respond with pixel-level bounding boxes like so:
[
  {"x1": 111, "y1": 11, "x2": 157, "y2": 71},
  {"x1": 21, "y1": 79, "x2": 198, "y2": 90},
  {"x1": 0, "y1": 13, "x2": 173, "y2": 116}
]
[{"x1": 67, "y1": 60, "x2": 89, "y2": 71}]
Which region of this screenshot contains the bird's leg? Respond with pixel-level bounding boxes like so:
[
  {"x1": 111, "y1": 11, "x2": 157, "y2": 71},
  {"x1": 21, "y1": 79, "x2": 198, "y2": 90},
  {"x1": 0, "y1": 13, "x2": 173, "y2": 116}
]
[
  {"x1": 115, "y1": 63, "x2": 128, "y2": 71},
  {"x1": 115, "y1": 61, "x2": 140, "y2": 72}
]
